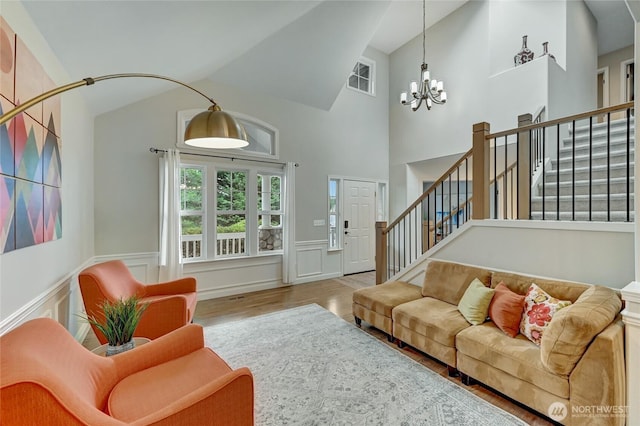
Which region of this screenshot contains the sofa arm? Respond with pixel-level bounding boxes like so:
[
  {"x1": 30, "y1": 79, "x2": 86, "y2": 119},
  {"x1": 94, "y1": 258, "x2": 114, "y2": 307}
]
[
  {"x1": 131, "y1": 367, "x2": 254, "y2": 426},
  {"x1": 112, "y1": 324, "x2": 204, "y2": 379},
  {"x1": 569, "y1": 318, "x2": 625, "y2": 426},
  {"x1": 143, "y1": 277, "x2": 197, "y2": 296}
]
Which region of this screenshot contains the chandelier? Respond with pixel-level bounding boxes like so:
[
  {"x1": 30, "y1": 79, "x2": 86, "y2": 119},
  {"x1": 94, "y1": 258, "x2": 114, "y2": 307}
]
[{"x1": 399, "y1": 0, "x2": 447, "y2": 111}]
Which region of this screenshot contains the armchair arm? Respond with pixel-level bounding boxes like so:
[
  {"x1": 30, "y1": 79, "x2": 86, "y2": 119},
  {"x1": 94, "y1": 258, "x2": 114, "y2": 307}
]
[
  {"x1": 112, "y1": 324, "x2": 204, "y2": 379},
  {"x1": 570, "y1": 317, "x2": 625, "y2": 426},
  {"x1": 131, "y1": 367, "x2": 254, "y2": 426},
  {"x1": 135, "y1": 295, "x2": 191, "y2": 340},
  {"x1": 143, "y1": 277, "x2": 196, "y2": 296}
]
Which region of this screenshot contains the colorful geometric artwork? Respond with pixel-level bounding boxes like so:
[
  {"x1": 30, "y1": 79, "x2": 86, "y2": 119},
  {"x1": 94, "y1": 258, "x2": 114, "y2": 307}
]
[
  {"x1": 0, "y1": 96, "x2": 14, "y2": 176},
  {"x1": 1, "y1": 176, "x2": 15, "y2": 253},
  {"x1": 0, "y1": 18, "x2": 61, "y2": 254},
  {"x1": 1, "y1": 17, "x2": 16, "y2": 103},
  {"x1": 43, "y1": 119, "x2": 61, "y2": 186},
  {"x1": 14, "y1": 111, "x2": 43, "y2": 184},
  {"x1": 15, "y1": 179, "x2": 43, "y2": 249},
  {"x1": 44, "y1": 186, "x2": 61, "y2": 241}
]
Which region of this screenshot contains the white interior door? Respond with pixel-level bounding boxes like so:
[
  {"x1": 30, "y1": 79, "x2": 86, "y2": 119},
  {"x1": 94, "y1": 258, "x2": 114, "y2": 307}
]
[{"x1": 343, "y1": 180, "x2": 376, "y2": 275}]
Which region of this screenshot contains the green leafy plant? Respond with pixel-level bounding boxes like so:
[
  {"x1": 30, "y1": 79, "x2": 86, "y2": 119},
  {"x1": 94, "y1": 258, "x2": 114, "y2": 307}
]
[{"x1": 86, "y1": 296, "x2": 148, "y2": 346}]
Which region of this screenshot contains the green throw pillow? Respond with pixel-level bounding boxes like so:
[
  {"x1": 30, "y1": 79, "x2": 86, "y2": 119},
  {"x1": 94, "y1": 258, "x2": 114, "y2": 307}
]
[{"x1": 458, "y1": 278, "x2": 496, "y2": 325}]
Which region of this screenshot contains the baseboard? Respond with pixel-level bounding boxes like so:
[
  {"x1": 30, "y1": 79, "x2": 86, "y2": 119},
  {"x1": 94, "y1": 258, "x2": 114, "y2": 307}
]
[
  {"x1": 197, "y1": 278, "x2": 284, "y2": 300},
  {"x1": 294, "y1": 271, "x2": 342, "y2": 285}
]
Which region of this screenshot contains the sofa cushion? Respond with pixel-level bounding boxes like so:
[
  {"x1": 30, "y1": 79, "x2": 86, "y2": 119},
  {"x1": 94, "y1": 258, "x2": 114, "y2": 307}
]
[
  {"x1": 456, "y1": 323, "x2": 569, "y2": 399},
  {"x1": 393, "y1": 297, "x2": 470, "y2": 348},
  {"x1": 422, "y1": 260, "x2": 492, "y2": 305},
  {"x1": 540, "y1": 285, "x2": 621, "y2": 376},
  {"x1": 458, "y1": 278, "x2": 495, "y2": 325},
  {"x1": 352, "y1": 281, "x2": 423, "y2": 318},
  {"x1": 488, "y1": 283, "x2": 526, "y2": 338},
  {"x1": 520, "y1": 284, "x2": 572, "y2": 346}
]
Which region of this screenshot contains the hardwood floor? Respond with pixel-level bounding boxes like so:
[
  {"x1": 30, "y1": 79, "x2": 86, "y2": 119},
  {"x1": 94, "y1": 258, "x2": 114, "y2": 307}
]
[{"x1": 83, "y1": 271, "x2": 553, "y2": 425}]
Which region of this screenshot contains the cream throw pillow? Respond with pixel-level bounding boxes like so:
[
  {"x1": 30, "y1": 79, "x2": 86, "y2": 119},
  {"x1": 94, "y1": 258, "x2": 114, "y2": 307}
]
[{"x1": 457, "y1": 278, "x2": 495, "y2": 325}]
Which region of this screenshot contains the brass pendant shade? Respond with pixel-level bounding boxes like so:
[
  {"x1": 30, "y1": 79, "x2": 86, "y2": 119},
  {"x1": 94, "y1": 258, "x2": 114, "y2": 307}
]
[{"x1": 184, "y1": 105, "x2": 248, "y2": 149}]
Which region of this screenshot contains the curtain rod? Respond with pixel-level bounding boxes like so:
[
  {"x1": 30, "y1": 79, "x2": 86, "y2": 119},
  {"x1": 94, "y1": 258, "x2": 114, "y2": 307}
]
[{"x1": 149, "y1": 147, "x2": 298, "y2": 167}]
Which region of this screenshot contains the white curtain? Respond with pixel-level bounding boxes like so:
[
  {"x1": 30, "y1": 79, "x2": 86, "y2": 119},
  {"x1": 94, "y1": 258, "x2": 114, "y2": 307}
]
[
  {"x1": 282, "y1": 162, "x2": 296, "y2": 283},
  {"x1": 159, "y1": 149, "x2": 183, "y2": 281}
]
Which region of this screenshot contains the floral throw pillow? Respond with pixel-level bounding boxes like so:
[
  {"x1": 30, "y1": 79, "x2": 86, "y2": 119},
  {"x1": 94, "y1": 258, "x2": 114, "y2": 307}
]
[{"x1": 520, "y1": 283, "x2": 572, "y2": 345}]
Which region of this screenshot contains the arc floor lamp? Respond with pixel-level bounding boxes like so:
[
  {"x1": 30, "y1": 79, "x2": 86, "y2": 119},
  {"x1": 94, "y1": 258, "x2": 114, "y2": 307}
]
[{"x1": 0, "y1": 73, "x2": 248, "y2": 149}]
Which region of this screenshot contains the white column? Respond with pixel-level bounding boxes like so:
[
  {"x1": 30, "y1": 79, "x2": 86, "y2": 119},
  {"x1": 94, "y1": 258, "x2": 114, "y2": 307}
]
[{"x1": 621, "y1": 282, "x2": 640, "y2": 424}]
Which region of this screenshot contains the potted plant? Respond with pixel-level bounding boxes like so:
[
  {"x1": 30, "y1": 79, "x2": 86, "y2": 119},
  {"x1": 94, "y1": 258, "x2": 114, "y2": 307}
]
[{"x1": 86, "y1": 296, "x2": 148, "y2": 356}]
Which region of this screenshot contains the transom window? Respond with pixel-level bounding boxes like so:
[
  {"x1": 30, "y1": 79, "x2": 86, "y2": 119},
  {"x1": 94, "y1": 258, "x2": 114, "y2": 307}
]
[
  {"x1": 347, "y1": 58, "x2": 376, "y2": 96},
  {"x1": 177, "y1": 110, "x2": 279, "y2": 159}
]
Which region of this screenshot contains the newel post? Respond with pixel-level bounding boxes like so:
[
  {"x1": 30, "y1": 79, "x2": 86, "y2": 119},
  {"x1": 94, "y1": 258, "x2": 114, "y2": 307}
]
[
  {"x1": 517, "y1": 113, "x2": 532, "y2": 219},
  {"x1": 472, "y1": 122, "x2": 490, "y2": 220},
  {"x1": 375, "y1": 221, "x2": 387, "y2": 285}
]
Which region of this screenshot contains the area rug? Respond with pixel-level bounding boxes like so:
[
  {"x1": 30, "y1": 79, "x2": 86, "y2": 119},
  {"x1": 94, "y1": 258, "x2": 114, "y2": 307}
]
[{"x1": 203, "y1": 304, "x2": 527, "y2": 425}]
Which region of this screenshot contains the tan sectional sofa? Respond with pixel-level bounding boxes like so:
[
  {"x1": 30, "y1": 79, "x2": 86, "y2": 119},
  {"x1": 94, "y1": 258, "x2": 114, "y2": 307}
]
[{"x1": 352, "y1": 260, "x2": 625, "y2": 426}]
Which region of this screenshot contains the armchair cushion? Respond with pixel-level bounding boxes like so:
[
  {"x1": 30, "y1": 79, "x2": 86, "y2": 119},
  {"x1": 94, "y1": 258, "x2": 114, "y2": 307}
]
[{"x1": 109, "y1": 349, "x2": 234, "y2": 422}]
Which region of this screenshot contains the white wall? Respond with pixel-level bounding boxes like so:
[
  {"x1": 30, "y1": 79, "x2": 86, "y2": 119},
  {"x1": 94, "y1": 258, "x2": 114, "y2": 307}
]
[
  {"x1": 93, "y1": 46, "x2": 389, "y2": 292},
  {"x1": 0, "y1": 3, "x2": 95, "y2": 336},
  {"x1": 394, "y1": 220, "x2": 635, "y2": 290}
]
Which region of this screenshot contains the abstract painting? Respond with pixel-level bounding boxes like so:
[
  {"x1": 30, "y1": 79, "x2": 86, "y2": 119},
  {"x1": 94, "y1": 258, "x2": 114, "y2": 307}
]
[{"x1": 0, "y1": 16, "x2": 62, "y2": 254}]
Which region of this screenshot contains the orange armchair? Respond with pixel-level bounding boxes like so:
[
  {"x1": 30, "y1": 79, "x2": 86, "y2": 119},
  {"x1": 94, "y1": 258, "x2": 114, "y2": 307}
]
[
  {"x1": 0, "y1": 318, "x2": 254, "y2": 425},
  {"x1": 79, "y1": 260, "x2": 198, "y2": 344}
]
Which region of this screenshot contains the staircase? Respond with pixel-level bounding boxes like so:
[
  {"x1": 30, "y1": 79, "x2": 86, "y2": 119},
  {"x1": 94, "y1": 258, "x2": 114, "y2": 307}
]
[
  {"x1": 531, "y1": 116, "x2": 635, "y2": 221},
  {"x1": 376, "y1": 102, "x2": 635, "y2": 284}
]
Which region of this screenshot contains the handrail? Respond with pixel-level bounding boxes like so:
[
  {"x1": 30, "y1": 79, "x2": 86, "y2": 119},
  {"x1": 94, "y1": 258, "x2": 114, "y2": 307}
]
[
  {"x1": 487, "y1": 102, "x2": 634, "y2": 140},
  {"x1": 383, "y1": 148, "x2": 473, "y2": 232},
  {"x1": 533, "y1": 105, "x2": 546, "y2": 122}
]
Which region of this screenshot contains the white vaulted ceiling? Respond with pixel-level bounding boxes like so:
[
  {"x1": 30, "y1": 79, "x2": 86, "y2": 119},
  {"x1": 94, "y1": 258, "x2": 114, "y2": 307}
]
[{"x1": 19, "y1": 0, "x2": 633, "y2": 116}]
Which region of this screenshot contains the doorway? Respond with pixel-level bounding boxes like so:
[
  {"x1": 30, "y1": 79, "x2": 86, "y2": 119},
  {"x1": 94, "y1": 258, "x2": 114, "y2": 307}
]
[
  {"x1": 597, "y1": 67, "x2": 609, "y2": 109},
  {"x1": 622, "y1": 60, "x2": 635, "y2": 103},
  {"x1": 343, "y1": 180, "x2": 376, "y2": 275}
]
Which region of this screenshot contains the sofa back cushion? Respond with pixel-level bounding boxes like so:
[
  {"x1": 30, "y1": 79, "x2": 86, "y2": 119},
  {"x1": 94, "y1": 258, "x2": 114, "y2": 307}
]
[
  {"x1": 422, "y1": 261, "x2": 492, "y2": 305},
  {"x1": 540, "y1": 285, "x2": 622, "y2": 376},
  {"x1": 491, "y1": 271, "x2": 589, "y2": 303}
]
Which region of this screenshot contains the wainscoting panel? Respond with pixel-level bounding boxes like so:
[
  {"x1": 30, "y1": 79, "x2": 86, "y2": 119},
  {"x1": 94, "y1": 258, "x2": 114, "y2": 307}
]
[
  {"x1": 184, "y1": 254, "x2": 284, "y2": 300},
  {"x1": 294, "y1": 240, "x2": 342, "y2": 284},
  {"x1": 0, "y1": 258, "x2": 91, "y2": 339},
  {"x1": 93, "y1": 252, "x2": 160, "y2": 283}
]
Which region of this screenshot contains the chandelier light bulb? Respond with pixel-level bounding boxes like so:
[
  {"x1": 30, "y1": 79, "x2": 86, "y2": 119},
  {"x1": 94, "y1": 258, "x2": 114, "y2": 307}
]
[
  {"x1": 430, "y1": 79, "x2": 438, "y2": 90},
  {"x1": 437, "y1": 81, "x2": 444, "y2": 92},
  {"x1": 422, "y1": 70, "x2": 430, "y2": 82},
  {"x1": 400, "y1": 92, "x2": 408, "y2": 104},
  {"x1": 427, "y1": 98, "x2": 433, "y2": 109},
  {"x1": 411, "y1": 99, "x2": 418, "y2": 110},
  {"x1": 410, "y1": 81, "x2": 419, "y2": 95},
  {"x1": 441, "y1": 91, "x2": 447, "y2": 102}
]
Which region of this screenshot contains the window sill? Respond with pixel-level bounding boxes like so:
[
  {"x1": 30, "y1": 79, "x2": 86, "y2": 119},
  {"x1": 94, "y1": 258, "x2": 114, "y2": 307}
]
[{"x1": 182, "y1": 251, "x2": 283, "y2": 265}]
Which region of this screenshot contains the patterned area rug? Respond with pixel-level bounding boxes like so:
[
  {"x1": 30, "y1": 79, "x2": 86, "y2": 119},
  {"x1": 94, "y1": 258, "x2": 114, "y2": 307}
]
[{"x1": 203, "y1": 304, "x2": 527, "y2": 426}]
